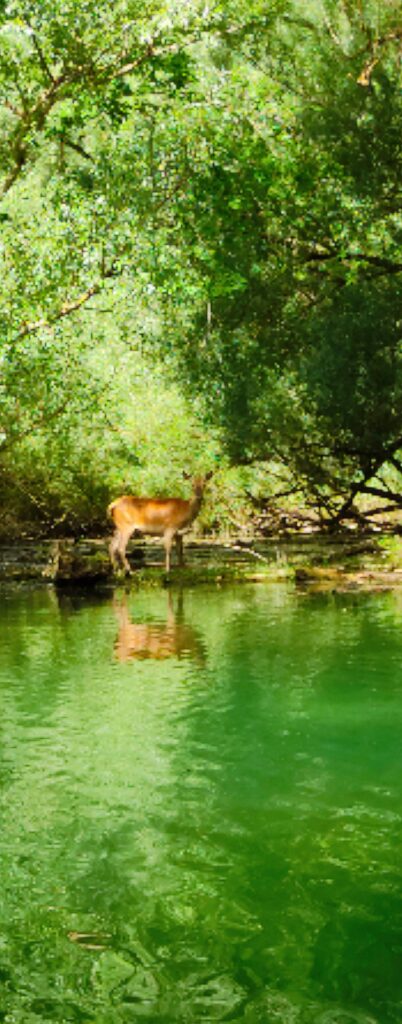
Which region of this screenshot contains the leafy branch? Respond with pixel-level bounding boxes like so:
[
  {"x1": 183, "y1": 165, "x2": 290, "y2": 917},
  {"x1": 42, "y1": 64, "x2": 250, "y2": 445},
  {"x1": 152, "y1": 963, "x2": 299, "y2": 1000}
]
[{"x1": 14, "y1": 267, "x2": 118, "y2": 342}]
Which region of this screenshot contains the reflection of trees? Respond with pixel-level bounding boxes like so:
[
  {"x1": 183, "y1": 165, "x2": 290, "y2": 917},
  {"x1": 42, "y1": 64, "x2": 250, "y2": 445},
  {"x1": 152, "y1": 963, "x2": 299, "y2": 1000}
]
[
  {"x1": 113, "y1": 590, "x2": 207, "y2": 667},
  {"x1": 1, "y1": 586, "x2": 402, "y2": 1021},
  {"x1": 160, "y1": 587, "x2": 402, "y2": 1020}
]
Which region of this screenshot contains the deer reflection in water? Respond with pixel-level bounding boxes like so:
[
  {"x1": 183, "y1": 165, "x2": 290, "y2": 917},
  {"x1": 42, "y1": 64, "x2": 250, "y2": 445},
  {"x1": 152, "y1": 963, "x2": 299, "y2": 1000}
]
[{"x1": 113, "y1": 591, "x2": 207, "y2": 667}]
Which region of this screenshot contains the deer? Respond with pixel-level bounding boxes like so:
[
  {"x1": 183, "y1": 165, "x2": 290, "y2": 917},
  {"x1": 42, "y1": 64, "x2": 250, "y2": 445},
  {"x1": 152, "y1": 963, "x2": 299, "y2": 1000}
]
[{"x1": 107, "y1": 471, "x2": 213, "y2": 574}]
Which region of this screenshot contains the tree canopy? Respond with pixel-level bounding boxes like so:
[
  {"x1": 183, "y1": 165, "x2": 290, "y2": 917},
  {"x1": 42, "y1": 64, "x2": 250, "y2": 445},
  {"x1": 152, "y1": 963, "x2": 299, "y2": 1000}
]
[{"x1": 0, "y1": 0, "x2": 401, "y2": 532}]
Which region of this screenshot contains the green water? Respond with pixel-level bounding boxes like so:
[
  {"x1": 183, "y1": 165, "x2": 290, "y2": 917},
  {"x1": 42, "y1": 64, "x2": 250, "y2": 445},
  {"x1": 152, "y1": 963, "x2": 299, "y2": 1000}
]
[{"x1": 1, "y1": 582, "x2": 402, "y2": 1023}]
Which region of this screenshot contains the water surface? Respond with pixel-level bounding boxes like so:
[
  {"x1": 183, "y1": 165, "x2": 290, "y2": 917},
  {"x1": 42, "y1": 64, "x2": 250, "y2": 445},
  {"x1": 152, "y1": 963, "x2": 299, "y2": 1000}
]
[{"x1": 1, "y1": 582, "x2": 402, "y2": 1023}]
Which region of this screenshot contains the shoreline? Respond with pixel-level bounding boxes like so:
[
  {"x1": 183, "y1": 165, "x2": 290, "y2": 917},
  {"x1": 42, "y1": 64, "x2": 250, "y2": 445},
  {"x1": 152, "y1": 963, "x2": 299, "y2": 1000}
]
[{"x1": 0, "y1": 534, "x2": 401, "y2": 590}]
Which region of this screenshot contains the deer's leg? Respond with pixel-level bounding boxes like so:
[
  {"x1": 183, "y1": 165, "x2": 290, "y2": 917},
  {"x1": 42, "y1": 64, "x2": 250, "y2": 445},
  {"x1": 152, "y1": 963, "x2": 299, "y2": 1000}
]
[
  {"x1": 109, "y1": 531, "x2": 123, "y2": 571},
  {"x1": 119, "y1": 526, "x2": 136, "y2": 574},
  {"x1": 175, "y1": 533, "x2": 184, "y2": 567},
  {"x1": 163, "y1": 529, "x2": 176, "y2": 573},
  {"x1": 110, "y1": 526, "x2": 135, "y2": 574}
]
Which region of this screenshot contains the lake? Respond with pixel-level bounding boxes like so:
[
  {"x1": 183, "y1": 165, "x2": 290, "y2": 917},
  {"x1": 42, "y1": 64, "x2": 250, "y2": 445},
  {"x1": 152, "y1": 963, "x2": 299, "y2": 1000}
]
[{"x1": 1, "y1": 581, "x2": 402, "y2": 1023}]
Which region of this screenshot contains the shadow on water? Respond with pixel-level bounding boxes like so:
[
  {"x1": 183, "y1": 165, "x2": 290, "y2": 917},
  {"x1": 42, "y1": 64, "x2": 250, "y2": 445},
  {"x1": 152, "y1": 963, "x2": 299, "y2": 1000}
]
[{"x1": 1, "y1": 584, "x2": 402, "y2": 1022}]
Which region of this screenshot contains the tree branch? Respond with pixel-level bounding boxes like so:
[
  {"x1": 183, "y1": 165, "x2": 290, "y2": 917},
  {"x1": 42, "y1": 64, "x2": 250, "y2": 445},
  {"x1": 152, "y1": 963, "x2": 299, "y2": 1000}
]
[
  {"x1": 62, "y1": 136, "x2": 94, "y2": 161},
  {"x1": 15, "y1": 267, "x2": 117, "y2": 342},
  {"x1": 0, "y1": 31, "x2": 204, "y2": 198},
  {"x1": 0, "y1": 393, "x2": 74, "y2": 456},
  {"x1": 359, "y1": 484, "x2": 402, "y2": 505},
  {"x1": 29, "y1": 30, "x2": 55, "y2": 84},
  {"x1": 304, "y1": 248, "x2": 402, "y2": 276}
]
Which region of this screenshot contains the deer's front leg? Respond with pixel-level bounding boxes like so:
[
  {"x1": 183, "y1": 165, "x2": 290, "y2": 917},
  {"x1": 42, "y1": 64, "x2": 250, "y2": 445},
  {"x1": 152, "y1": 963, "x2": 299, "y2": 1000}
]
[
  {"x1": 175, "y1": 533, "x2": 184, "y2": 567},
  {"x1": 163, "y1": 528, "x2": 176, "y2": 573}
]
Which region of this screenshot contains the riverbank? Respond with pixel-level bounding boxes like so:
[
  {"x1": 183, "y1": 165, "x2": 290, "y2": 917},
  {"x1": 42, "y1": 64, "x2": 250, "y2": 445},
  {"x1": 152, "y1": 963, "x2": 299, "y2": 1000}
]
[{"x1": 1, "y1": 533, "x2": 402, "y2": 589}]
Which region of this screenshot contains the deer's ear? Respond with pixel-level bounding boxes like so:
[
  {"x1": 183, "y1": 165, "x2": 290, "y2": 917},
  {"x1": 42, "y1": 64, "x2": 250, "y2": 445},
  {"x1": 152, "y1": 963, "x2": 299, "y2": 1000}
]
[
  {"x1": 205, "y1": 470, "x2": 213, "y2": 481},
  {"x1": 182, "y1": 470, "x2": 191, "y2": 480}
]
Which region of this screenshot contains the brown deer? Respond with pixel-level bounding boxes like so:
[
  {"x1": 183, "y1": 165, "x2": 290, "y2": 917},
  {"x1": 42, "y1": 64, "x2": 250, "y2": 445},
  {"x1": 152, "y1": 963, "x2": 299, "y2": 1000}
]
[{"x1": 107, "y1": 471, "x2": 212, "y2": 574}]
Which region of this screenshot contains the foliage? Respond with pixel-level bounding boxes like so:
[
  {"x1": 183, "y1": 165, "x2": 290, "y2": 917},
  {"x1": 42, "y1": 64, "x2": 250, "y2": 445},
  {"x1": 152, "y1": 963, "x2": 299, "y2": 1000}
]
[{"x1": 0, "y1": 0, "x2": 401, "y2": 532}]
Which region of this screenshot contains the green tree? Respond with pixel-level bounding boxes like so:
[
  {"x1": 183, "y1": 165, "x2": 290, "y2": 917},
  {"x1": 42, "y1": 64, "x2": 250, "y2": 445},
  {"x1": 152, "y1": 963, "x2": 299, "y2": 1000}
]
[
  {"x1": 1, "y1": 0, "x2": 401, "y2": 531},
  {"x1": 144, "y1": 0, "x2": 402, "y2": 523}
]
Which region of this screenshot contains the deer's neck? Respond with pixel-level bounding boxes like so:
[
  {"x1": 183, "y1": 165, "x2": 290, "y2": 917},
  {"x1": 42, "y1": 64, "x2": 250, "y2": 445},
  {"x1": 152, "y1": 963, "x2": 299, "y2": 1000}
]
[{"x1": 188, "y1": 492, "x2": 203, "y2": 522}]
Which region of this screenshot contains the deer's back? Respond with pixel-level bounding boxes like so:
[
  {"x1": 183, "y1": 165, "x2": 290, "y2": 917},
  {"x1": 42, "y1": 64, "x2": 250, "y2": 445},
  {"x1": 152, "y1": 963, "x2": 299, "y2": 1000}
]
[{"x1": 109, "y1": 496, "x2": 193, "y2": 534}]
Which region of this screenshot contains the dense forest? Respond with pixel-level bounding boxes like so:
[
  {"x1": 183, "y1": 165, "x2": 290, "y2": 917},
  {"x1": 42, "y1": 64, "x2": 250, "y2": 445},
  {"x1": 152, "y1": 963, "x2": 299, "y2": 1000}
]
[{"x1": 0, "y1": 0, "x2": 401, "y2": 537}]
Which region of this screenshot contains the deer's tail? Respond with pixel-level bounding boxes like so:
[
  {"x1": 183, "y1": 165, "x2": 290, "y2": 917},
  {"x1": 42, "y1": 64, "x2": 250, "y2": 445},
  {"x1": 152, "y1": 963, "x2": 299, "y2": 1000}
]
[{"x1": 107, "y1": 500, "x2": 118, "y2": 520}]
